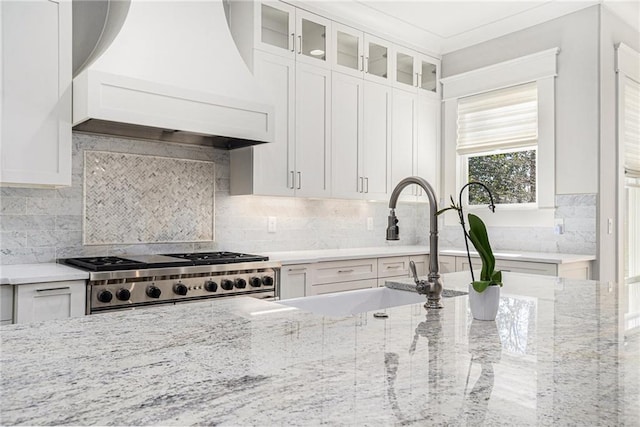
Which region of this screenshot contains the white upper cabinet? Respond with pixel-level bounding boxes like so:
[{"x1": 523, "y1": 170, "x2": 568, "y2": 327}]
[
  {"x1": 393, "y1": 45, "x2": 440, "y2": 97},
  {"x1": 391, "y1": 88, "x2": 440, "y2": 202},
  {"x1": 364, "y1": 34, "x2": 393, "y2": 85},
  {"x1": 331, "y1": 24, "x2": 393, "y2": 87},
  {"x1": 256, "y1": 2, "x2": 331, "y2": 69},
  {"x1": 362, "y1": 80, "x2": 392, "y2": 200},
  {"x1": 256, "y1": 1, "x2": 296, "y2": 58},
  {"x1": 332, "y1": 23, "x2": 364, "y2": 78},
  {"x1": 0, "y1": 0, "x2": 72, "y2": 187},
  {"x1": 295, "y1": 63, "x2": 332, "y2": 197}
]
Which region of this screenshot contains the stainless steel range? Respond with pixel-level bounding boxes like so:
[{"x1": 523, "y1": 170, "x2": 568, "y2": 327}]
[{"x1": 59, "y1": 252, "x2": 280, "y2": 314}]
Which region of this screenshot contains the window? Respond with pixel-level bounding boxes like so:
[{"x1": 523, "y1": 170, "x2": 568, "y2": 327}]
[
  {"x1": 457, "y1": 82, "x2": 538, "y2": 206},
  {"x1": 441, "y1": 48, "x2": 558, "y2": 227}
]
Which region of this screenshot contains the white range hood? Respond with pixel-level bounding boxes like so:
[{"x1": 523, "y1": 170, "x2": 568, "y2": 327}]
[{"x1": 72, "y1": 0, "x2": 274, "y2": 149}]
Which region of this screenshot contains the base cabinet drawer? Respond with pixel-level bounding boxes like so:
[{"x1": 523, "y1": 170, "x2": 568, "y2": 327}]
[
  {"x1": 312, "y1": 258, "x2": 377, "y2": 285},
  {"x1": 14, "y1": 280, "x2": 85, "y2": 324},
  {"x1": 308, "y1": 278, "x2": 377, "y2": 296}
]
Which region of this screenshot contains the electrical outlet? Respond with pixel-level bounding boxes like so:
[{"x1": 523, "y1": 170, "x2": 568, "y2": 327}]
[
  {"x1": 268, "y1": 216, "x2": 277, "y2": 233},
  {"x1": 553, "y1": 218, "x2": 564, "y2": 235},
  {"x1": 367, "y1": 217, "x2": 374, "y2": 231}
]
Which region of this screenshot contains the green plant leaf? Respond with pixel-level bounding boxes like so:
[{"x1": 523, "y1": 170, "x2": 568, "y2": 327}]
[
  {"x1": 467, "y1": 213, "x2": 496, "y2": 281},
  {"x1": 491, "y1": 270, "x2": 503, "y2": 285},
  {"x1": 472, "y1": 280, "x2": 491, "y2": 293}
]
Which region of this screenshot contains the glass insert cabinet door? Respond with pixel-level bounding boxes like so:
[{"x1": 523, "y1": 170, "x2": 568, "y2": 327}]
[
  {"x1": 332, "y1": 22, "x2": 364, "y2": 77},
  {"x1": 259, "y1": 2, "x2": 295, "y2": 56},
  {"x1": 419, "y1": 58, "x2": 438, "y2": 92},
  {"x1": 296, "y1": 9, "x2": 331, "y2": 67},
  {"x1": 364, "y1": 35, "x2": 390, "y2": 84}
]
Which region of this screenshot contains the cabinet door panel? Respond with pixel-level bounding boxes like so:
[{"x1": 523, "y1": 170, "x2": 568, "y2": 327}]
[
  {"x1": 14, "y1": 281, "x2": 85, "y2": 324},
  {"x1": 415, "y1": 94, "x2": 440, "y2": 201},
  {"x1": 0, "y1": 286, "x2": 13, "y2": 323},
  {"x1": 1, "y1": 0, "x2": 71, "y2": 186},
  {"x1": 331, "y1": 72, "x2": 362, "y2": 199},
  {"x1": 333, "y1": 23, "x2": 363, "y2": 78},
  {"x1": 308, "y1": 278, "x2": 377, "y2": 296},
  {"x1": 295, "y1": 9, "x2": 331, "y2": 69},
  {"x1": 280, "y1": 265, "x2": 309, "y2": 299},
  {"x1": 252, "y1": 51, "x2": 296, "y2": 196},
  {"x1": 362, "y1": 81, "x2": 391, "y2": 200},
  {"x1": 295, "y1": 63, "x2": 331, "y2": 198},
  {"x1": 256, "y1": 1, "x2": 296, "y2": 59},
  {"x1": 364, "y1": 34, "x2": 391, "y2": 85},
  {"x1": 391, "y1": 88, "x2": 417, "y2": 200}
]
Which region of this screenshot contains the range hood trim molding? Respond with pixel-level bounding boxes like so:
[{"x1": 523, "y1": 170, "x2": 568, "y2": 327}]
[{"x1": 73, "y1": 69, "x2": 274, "y2": 145}]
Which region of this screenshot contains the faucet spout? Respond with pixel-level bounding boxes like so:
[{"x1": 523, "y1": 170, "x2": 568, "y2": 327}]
[{"x1": 386, "y1": 176, "x2": 443, "y2": 309}]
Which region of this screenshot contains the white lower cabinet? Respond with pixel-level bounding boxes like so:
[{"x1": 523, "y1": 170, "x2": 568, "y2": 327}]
[
  {"x1": 280, "y1": 265, "x2": 310, "y2": 300},
  {"x1": 14, "y1": 280, "x2": 85, "y2": 324},
  {"x1": 444, "y1": 254, "x2": 592, "y2": 280},
  {"x1": 279, "y1": 254, "x2": 430, "y2": 299},
  {"x1": 1, "y1": 285, "x2": 13, "y2": 325}
]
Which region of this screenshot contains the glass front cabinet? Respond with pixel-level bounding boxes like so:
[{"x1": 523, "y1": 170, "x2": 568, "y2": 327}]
[
  {"x1": 256, "y1": 2, "x2": 331, "y2": 69},
  {"x1": 394, "y1": 45, "x2": 440, "y2": 95}
]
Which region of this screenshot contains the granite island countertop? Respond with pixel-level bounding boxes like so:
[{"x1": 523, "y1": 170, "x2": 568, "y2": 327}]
[{"x1": 0, "y1": 272, "x2": 637, "y2": 426}]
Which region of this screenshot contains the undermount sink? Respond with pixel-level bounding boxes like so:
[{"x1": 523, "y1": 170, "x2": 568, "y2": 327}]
[
  {"x1": 278, "y1": 287, "x2": 425, "y2": 317},
  {"x1": 277, "y1": 286, "x2": 467, "y2": 317}
]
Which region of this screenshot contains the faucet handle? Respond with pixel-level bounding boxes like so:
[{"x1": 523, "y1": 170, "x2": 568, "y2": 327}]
[{"x1": 409, "y1": 260, "x2": 420, "y2": 285}]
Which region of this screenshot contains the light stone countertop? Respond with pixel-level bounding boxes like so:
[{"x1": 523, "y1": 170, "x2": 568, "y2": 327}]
[
  {"x1": 0, "y1": 263, "x2": 89, "y2": 286},
  {"x1": 0, "y1": 271, "x2": 637, "y2": 426},
  {"x1": 0, "y1": 247, "x2": 595, "y2": 286},
  {"x1": 265, "y1": 245, "x2": 596, "y2": 265}
]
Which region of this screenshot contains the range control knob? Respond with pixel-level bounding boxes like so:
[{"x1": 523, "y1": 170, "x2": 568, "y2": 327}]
[
  {"x1": 262, "y1": 276, "x2": 274, "y2": 287},
  {"x1": 221, "y1": 279, "x2": 234, "y2": 291},
  {"x1": 97, "y1": 290, "x2": 113, "y2": 303},
  {"x1": 204, "y1": 280, "x2": 218, "y2": 292},
  {"x1": 115, "y1": 288, "x2": 131, "y2": 301},
  {"x1": 235, "y1": 278, "x2": 247, "y2": 289},
  {"x1": 249, "y1": 277, "x2": 262, "y2": 288},
  {"x1": 146, "y1": 285, "x2": 162, "y2": 299},
  {"x1": 173, "y1": 283, "x2": 188, "y2": 296}
]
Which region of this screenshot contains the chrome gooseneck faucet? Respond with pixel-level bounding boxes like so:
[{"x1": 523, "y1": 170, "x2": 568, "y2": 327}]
[{"x1": 386, "y1": 176, "x2": 443, "y2": 309}]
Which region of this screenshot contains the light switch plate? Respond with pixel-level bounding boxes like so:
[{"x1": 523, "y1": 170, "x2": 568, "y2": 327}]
[
  {"x1": 268, "y1": 216, "x2": 277, "y2": 233},
  {"x1": 367, "y1": 217, "x2": 374, "y2": 231}
]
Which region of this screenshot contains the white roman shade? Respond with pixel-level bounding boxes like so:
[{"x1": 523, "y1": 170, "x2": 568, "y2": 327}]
[
  {"x1": 624, "y1": 77, "x2": 640, "y2": 177},
  {"x1": 456, "y1": 82, "x2": 538, "y2": 155}
]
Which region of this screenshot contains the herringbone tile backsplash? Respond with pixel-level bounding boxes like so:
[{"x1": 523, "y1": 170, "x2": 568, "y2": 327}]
[{"x1": 84, "y1": 151, "x2": 215, "y2": 245}]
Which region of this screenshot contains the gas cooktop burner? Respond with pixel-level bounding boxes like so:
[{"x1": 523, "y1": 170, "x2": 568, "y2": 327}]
[
  {"x1": 164, "y1": 251, "x2": 269, "y2": 265},
  {"x1": 63, "y1": 256, "x2": 147, "y2": 271},
  {"x1": 59, "y1": 252, "x2": 270, "y2": 271}
]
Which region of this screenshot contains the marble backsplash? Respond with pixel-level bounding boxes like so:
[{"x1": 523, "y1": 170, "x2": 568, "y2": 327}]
[
  {"x1": 0, "y1": 133, "x2": 596, "y2": 265},
  {"x1": 431, "y1": 194, "x2": 597, "y2": 255},
  {"x1": 0, "y1": 133, "x2": 418, "y2": 264}
]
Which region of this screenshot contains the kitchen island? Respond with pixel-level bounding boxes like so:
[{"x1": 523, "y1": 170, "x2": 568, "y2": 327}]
[{"x1": 1, "y1": 272, "x2": 637, "y2": 426}]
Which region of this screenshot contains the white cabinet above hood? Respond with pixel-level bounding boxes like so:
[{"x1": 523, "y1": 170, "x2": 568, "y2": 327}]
[{"x1": 72, "y1": 0, "x2": 274, "y2": 149}]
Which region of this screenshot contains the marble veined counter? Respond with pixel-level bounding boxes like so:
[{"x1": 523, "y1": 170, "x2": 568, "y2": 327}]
[
  {"x1": 0, "y1": 272, "x2": 637, "y2": 426},
  {"x1": 265, "y1": 245, "x2": 595, "y2": 265}
]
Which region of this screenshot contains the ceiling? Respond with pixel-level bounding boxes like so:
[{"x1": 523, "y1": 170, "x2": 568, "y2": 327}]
[{"x1": 299, "y1": 0, "x2": 639, "y2": 54}]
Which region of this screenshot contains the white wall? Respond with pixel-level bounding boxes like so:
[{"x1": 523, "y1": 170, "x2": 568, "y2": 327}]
[
  {"x1": 441, "y1": 6, "x2": 600, "y2": 195},
  {"x1": 598, "y1": 6, "x2": 640, "y2": 282}
]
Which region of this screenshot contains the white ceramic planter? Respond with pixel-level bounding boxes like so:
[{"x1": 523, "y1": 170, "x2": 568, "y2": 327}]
[{"x1": 468, "y1": 284, "x2": 501, "y2": 321}]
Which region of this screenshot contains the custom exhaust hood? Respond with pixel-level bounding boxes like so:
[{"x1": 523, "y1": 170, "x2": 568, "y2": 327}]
[{"x1": 72, "y1": 0, "x2": 274, "y2": 149}]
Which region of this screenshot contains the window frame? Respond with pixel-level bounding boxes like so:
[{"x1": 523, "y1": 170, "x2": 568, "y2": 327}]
[{"x1": 441, "y1": 48, "x2": 558, "y2": 227}]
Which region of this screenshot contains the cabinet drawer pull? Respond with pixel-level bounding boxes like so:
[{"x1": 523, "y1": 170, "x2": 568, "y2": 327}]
[
  {"x1": 290, "y1": 33, "x2": 295, "y2": 52},
  {"x1": 337, "y1": 269, "x2": 354, "y2": 273},
  {"x1": 35, "y1": 287, "x2": 71, "y2": 296},
  {"x1": 386, "y1": 265, "x2": 401, "y2": 269},
  {"x1": 360, "y1": 55, "x2": 364, "y2": 71},
  {"x1": 365, "y1": 177, "x2": 369, "y2": 193},
  {"x1": 288, "y1": 267, "x2": 307, "y2": 272},
  {"x1": 289, "y1": 171, "x2": 295, "y2": 189},
  {"x1": 297, "y1": 172, "x2": 301, "y2": 189},
  {"x1": 297, "y1": 35, "x2": 302, "y2": 54},
  {"x1": 359, "y1": 177, "x2": 363, "y2": 193}
]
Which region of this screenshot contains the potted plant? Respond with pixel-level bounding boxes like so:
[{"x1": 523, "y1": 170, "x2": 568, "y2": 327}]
[{"x1": 437, "y1": 182, "x2": 502, "y2": 321}]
